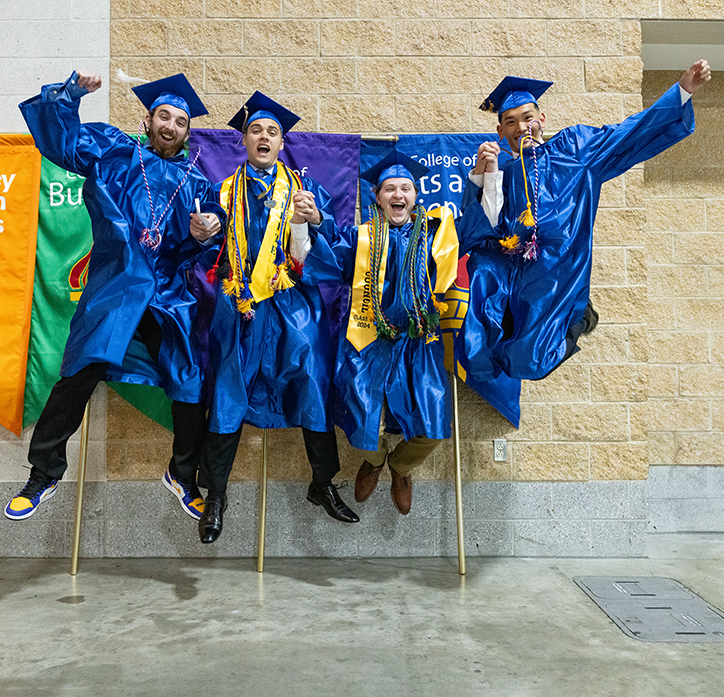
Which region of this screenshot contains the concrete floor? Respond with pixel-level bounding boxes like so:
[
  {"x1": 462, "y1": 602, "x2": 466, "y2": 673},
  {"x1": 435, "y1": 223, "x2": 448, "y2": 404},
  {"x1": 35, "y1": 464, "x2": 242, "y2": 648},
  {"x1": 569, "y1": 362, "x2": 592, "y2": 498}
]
[{"x1": 1, "y1": 534, "x2": 724, "y2": 697}]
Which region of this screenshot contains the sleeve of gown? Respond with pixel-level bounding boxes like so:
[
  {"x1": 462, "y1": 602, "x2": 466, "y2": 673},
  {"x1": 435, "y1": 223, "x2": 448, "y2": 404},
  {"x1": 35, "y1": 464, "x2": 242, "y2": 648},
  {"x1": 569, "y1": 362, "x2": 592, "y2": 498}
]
[
  {"x1": 18, "y1": 74, "x2": 119, "y2": 177},
  {"x1": 564, "y1": 82, "x2": 695, "y2": 183},
  {"x1": 302, "y1": 220, "x2": 358, "y2": 286},
  {"x1": 197, "y1": 181, "x2": 227, "y2": 232},
  {"x1": 456, "y1": 179, "x2": 500, "y2": 257},
  {"x1": 294, "y1": 177, "x2": 357, "y2": 285}
]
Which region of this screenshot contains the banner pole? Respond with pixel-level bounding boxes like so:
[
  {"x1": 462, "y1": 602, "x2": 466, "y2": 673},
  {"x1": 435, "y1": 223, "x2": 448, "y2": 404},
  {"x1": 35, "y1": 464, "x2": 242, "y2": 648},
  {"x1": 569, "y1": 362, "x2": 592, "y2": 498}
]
[
  {"x1": 257, "y1": 429, "x2": 269, "y2": 573},
  {"x1": 70, "y1": 401, "x2": 91, "y2": 576},
  {"x1": 451, "y1": 374, "x2": 466, "y2": 576}
]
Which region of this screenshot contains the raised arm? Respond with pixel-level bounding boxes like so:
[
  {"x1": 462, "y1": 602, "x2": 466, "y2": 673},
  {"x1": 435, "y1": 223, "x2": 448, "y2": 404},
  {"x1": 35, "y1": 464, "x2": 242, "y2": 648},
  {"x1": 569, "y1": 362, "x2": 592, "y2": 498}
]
[
  {"x1": 18, "y1": 69, "x2": 114, "y2": 177},
  {"x1": 571, "y1": 59, "x2": 708, "y2": 182}
]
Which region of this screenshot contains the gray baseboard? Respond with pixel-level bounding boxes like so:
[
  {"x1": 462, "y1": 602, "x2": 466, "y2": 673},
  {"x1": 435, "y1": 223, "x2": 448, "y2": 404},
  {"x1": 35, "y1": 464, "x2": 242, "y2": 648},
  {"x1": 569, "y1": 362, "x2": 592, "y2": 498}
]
[
  {"x1": 0, "y1": 479, "x2": 647, "y2": 558},
  {"x1": 647, "y1": 466, "x2": 724, "y2": 533}
]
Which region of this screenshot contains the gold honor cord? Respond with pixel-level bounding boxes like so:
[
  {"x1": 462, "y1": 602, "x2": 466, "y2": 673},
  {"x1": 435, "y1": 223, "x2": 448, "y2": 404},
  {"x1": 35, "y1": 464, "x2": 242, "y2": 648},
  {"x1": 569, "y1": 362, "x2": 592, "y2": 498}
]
[{"x1": 220, "y1": 162, "x2": 301, "y2": 312}]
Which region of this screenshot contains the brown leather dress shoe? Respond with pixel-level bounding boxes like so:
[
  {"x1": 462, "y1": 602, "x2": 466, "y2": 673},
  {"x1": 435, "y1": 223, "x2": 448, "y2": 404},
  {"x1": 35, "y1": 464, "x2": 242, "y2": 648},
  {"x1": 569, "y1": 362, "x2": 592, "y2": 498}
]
[
  {"x1": 354, "y1": 460, "x2": 384, "y2": 502},
  {"x1": 390, "y1": 467, "x2": 412, "y2": 515}
]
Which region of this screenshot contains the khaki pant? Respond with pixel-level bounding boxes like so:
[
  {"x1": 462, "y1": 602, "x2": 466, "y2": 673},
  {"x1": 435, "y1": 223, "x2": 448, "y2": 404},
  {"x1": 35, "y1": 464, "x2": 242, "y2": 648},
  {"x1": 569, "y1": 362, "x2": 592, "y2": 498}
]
[{"x1": 356, "y1": 402, "x2": 444, "y2": 477}]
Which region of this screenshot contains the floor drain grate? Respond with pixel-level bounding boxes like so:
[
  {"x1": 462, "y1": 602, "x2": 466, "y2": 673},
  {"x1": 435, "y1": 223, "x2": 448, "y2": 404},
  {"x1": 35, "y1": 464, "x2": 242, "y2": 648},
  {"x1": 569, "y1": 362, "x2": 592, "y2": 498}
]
[{"x1": 574, "y1": 576, "x2": 724, "y2": 643}]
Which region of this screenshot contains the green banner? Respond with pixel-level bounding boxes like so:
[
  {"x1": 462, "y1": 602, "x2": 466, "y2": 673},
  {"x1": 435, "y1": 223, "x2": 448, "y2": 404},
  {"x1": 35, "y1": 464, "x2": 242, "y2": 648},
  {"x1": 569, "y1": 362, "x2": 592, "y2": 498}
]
[{"x1": 23, "y1": 159, "x2": 92, "y2": 426}]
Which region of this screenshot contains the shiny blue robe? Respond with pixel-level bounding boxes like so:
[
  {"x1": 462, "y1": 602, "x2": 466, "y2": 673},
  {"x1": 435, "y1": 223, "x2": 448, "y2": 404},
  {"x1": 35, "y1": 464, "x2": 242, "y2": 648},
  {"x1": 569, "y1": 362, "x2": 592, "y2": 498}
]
[
  {"x1": 305, "y1": 214, "x2": 456, "y2": 451},
  {"x1": 19, "y1": 80, "x2": 224, "y2": 403},
  {"x1": 206, "y1": 168, "x2": 336, "y2": 434},
  {"x1": 459, "y1": 82, "x2": 695, "y2": 382}
]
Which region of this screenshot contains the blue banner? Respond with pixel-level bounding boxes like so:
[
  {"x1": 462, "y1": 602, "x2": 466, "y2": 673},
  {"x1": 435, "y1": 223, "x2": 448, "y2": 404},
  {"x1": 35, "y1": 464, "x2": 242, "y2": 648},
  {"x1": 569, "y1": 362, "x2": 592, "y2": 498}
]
[{"x1": 360, "y1": 133, "x2": 511, "y2": 216}]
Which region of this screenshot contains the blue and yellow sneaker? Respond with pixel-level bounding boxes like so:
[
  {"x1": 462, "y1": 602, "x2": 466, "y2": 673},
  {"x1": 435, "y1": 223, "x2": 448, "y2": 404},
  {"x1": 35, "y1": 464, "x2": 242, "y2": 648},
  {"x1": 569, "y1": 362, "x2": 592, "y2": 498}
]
[
  {"x1": 162, "y1": 469, "x2": 204, "y2": 520},
  {"x1": 4, "y1": 470, "x2": 58, "y2": 520}
]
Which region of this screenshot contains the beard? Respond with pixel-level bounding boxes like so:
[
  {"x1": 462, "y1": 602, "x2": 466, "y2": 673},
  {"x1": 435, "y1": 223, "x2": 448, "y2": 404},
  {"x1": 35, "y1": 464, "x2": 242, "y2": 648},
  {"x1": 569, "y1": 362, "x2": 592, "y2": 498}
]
[{"x1": 146, "y1": 125, "x2": 186, "y2": 159}]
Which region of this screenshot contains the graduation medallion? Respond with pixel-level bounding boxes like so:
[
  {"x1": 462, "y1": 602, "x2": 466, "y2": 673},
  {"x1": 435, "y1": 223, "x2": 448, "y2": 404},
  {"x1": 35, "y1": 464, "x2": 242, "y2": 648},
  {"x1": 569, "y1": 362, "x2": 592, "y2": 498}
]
[{"x1": 264, "y1": 198, "x2": 277, "y2": 209}]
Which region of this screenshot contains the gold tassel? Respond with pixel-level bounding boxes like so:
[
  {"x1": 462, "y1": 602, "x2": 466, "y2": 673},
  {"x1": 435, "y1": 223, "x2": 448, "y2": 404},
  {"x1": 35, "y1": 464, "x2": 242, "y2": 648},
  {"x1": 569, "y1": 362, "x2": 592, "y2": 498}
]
[
  {"x1": 499, "y1": 234, "x2": 520, "y2": 250},
  {"x1": 432, "y1": 296, "x2": 448, "y2": 315},
  {"x1": 222, "y1": 276, "x2": 240, "y2": 298},
  {"x1": 517, "y1": 204, "x2": 535, "y2": 227},
  {"x1": 236, "y1": 297, "x2": 254, "y2": 314},
  {"x1": 271, "y1": 263, "x2": 295, "y2": 291},
  {"x1": 516, "y1": 134, "x2": 537, "y2": 228}
]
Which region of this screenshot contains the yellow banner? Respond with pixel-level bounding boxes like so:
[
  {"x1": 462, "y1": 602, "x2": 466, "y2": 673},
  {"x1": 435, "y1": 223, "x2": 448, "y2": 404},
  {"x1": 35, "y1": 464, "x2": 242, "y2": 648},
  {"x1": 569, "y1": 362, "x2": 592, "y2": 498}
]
[{"x1": 0, "y1": 135, "x2": 41, "y2": 435}]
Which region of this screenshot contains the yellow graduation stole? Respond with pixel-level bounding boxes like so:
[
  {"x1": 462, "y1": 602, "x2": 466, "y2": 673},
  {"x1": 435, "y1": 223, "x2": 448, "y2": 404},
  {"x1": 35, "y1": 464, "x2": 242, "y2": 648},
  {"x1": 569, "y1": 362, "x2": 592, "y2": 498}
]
[
  {"x1": 220, "y1": 162, "x2": 301, "y2": 313},
  {"x1": 347, "y1": 206, "x2": 459, "y2": 352}
]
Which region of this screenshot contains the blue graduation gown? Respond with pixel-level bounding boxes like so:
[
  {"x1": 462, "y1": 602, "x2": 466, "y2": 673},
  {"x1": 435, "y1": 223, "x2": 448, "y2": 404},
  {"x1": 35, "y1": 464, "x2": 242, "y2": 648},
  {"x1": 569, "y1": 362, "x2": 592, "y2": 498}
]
[
  {"x1": 19, "y1": 80, "x2": 224, "y2": 403},
  {"x1": 206, "y1": 169, "x2": 336, "y2": 434},
  {"x1": 304, "y1": 214, "x2": 453, "y2": 452},
  {"x1": 458, "y1": 82, "x2": 695, "y2": 382}
]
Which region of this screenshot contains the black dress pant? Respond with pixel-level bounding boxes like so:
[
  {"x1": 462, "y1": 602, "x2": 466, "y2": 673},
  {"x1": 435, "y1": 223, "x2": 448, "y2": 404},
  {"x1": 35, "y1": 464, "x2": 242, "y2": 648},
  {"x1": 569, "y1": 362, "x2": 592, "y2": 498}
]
[
  {"x1": 28, "y1": 309, "x2": 206, "y2": 482},
  {"x1": 199, "y1": 426, "x2": 340, "y2": 494}
]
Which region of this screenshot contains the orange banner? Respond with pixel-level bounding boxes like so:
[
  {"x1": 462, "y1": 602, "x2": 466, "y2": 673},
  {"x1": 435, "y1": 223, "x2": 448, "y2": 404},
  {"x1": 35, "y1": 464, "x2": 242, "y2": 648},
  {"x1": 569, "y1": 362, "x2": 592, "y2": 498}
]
[{"x1": 0, "y1": 135, "x2": 41, "y2": 435}]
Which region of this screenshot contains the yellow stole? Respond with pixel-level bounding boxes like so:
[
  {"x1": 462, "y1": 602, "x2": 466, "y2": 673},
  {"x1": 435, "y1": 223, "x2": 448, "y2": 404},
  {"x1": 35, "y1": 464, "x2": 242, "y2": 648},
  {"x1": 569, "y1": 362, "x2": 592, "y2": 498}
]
[
  {"x1": 347, "y1": 206, "x2": 459, "y2": 352},
  {"x1": 220, "y1": 162, "x2": 300, "y2": 310}
]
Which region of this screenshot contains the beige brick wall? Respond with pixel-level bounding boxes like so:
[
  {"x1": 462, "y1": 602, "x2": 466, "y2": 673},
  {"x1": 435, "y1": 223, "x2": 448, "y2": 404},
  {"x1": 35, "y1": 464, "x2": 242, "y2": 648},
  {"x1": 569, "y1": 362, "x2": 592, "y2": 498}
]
[
  {"x1": 67, "y1": 4, "x2": 724, "y2": 483},
  {"x1": 644, "y1": 69, "x2": 724, "y2": 468}
]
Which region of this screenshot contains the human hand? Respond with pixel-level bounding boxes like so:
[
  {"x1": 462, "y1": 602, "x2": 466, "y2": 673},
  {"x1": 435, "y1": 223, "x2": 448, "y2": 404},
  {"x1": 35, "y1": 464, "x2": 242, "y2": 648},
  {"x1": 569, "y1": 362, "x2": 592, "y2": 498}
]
[
  {"x1": 473, "y1": 141, "x2": 501, "y2": 175},
  {"x1": 190, "y1": 213, "x2": 221, "y2": 242},
  {"x1": 292, "y1": 190, "x2": 322, "y2": 225},
  {"x1": 74, "y1": 69, "x2": 102, "y2": 93},
  {"x1": 680, "y1": 60, "x2": 711, "y2": 96}
]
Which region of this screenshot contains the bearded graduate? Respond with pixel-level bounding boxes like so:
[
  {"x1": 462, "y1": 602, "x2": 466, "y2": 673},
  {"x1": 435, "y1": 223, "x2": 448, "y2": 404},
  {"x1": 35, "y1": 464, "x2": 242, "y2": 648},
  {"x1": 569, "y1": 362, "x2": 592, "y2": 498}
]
[{"x1": 5, "y1": 71, "x2": 224, "y2": 523}]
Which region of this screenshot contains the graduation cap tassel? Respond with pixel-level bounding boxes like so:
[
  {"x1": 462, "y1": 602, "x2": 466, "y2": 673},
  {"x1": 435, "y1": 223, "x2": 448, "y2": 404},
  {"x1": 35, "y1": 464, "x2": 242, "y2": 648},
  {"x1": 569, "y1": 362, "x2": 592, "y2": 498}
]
[{"x1": 517, "y1": 134, "x2": 536, "y2": 228}]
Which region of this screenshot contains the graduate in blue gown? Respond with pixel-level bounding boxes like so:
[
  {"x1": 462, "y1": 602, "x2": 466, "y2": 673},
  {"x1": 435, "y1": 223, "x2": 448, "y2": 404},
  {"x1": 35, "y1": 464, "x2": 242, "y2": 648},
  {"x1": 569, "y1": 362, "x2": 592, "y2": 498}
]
[
  {"x1": 300, "y1": 151, "x2": 468, "y2": 514},
  {"x1": 458, "y1": 60, "x2": 711, "y2": 384},
  {"x1": 5, "y1": 70, "x2": 225, "y2": 523},
  {"x1": 197, "y1": 92, "x2": 359, "y2": 544}
]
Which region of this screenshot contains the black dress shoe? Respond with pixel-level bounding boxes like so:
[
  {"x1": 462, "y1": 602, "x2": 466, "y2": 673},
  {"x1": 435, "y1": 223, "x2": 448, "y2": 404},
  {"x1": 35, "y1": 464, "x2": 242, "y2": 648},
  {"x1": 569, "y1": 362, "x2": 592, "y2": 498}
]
[
  {"x1": 199, "y1": 493, "x2": 227, "y2": 544},
  {"x1": 306, "y1": 481, "x2": 360, "y2": 523}
]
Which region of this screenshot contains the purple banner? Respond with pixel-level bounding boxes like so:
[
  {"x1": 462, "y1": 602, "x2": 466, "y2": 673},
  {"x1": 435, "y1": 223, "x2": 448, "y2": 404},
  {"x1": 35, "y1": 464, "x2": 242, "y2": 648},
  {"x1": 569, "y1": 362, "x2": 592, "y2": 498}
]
[{"x1": 189, "y1": 129, "x2": 361, "y2": 227}]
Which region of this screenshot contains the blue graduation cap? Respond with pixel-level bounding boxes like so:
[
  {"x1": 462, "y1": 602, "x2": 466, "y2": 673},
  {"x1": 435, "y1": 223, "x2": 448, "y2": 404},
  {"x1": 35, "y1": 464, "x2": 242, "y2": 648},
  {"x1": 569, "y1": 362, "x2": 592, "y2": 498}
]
[
  {"x1": 360, "y1": 150, "x2": 430, "y2": 186},
  {"x1": 480, "y1": 76, "x2": 553, "y2": 117},
  {"x1": 228, "y1": 91, "x2": 300, "y2": 135},
  {"x1": 132, "y1": 73, "x2": 208, "y2": 119}
]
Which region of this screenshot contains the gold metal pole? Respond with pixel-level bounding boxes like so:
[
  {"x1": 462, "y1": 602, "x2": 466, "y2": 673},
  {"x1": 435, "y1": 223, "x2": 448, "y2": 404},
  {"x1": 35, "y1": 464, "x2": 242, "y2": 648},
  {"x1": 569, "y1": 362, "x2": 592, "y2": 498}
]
[
  {"x1": 451, "y1": 374, "x2": 466, "y2": 576},
  {"x1": 257, "y1": 429, "x2": 269, "y2": 573},
  {"x1": 70, "y1": 402, "x2": 91, "y2": 576}
]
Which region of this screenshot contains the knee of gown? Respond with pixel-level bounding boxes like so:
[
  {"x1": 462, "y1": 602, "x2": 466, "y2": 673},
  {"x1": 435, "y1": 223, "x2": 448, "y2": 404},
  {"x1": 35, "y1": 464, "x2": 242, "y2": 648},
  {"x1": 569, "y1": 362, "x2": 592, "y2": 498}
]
[
  {"x1": 495, "y1": 312, "x2": 570, "y2": 380},
  {"x1": 457, "y1": 259, "x2": 509, "y2": 382}
]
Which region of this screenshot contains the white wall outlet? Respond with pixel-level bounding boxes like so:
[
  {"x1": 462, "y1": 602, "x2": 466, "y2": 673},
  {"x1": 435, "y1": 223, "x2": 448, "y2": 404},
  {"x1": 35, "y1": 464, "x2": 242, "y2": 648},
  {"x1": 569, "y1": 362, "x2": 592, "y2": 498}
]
[{"x1": 493, "y1": 438, "x2": 507, "y2": 462}]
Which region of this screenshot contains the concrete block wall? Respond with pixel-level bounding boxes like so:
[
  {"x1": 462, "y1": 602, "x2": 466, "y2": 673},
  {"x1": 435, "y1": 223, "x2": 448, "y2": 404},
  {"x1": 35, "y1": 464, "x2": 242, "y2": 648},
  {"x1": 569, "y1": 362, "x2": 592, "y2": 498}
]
[
  {"x1": 0, "y1": 0, "x2": 722, "y2": 556},
  {"x1": 0, "y1": 479, "x2": 647, "y2": 558},
  {"x1": 105, "y1": 2, "x2": 660, "y2": 493},
  {"x1": 0, "y1": 1, "x2": 111, "y2": 131}
]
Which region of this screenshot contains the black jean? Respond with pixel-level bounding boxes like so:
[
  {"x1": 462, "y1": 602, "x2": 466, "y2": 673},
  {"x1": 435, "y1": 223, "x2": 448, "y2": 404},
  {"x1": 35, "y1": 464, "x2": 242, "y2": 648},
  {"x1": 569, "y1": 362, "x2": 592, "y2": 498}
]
[{"x1": 28, "y1": 309, "x2": 206, "y2": 482}]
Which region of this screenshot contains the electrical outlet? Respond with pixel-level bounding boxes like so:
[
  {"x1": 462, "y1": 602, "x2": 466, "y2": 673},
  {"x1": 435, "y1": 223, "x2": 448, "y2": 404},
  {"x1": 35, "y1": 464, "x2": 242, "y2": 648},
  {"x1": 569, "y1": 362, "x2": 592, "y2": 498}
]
[{"x1": 493, "y1": 438, "x2": 507, "y2": 462}]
